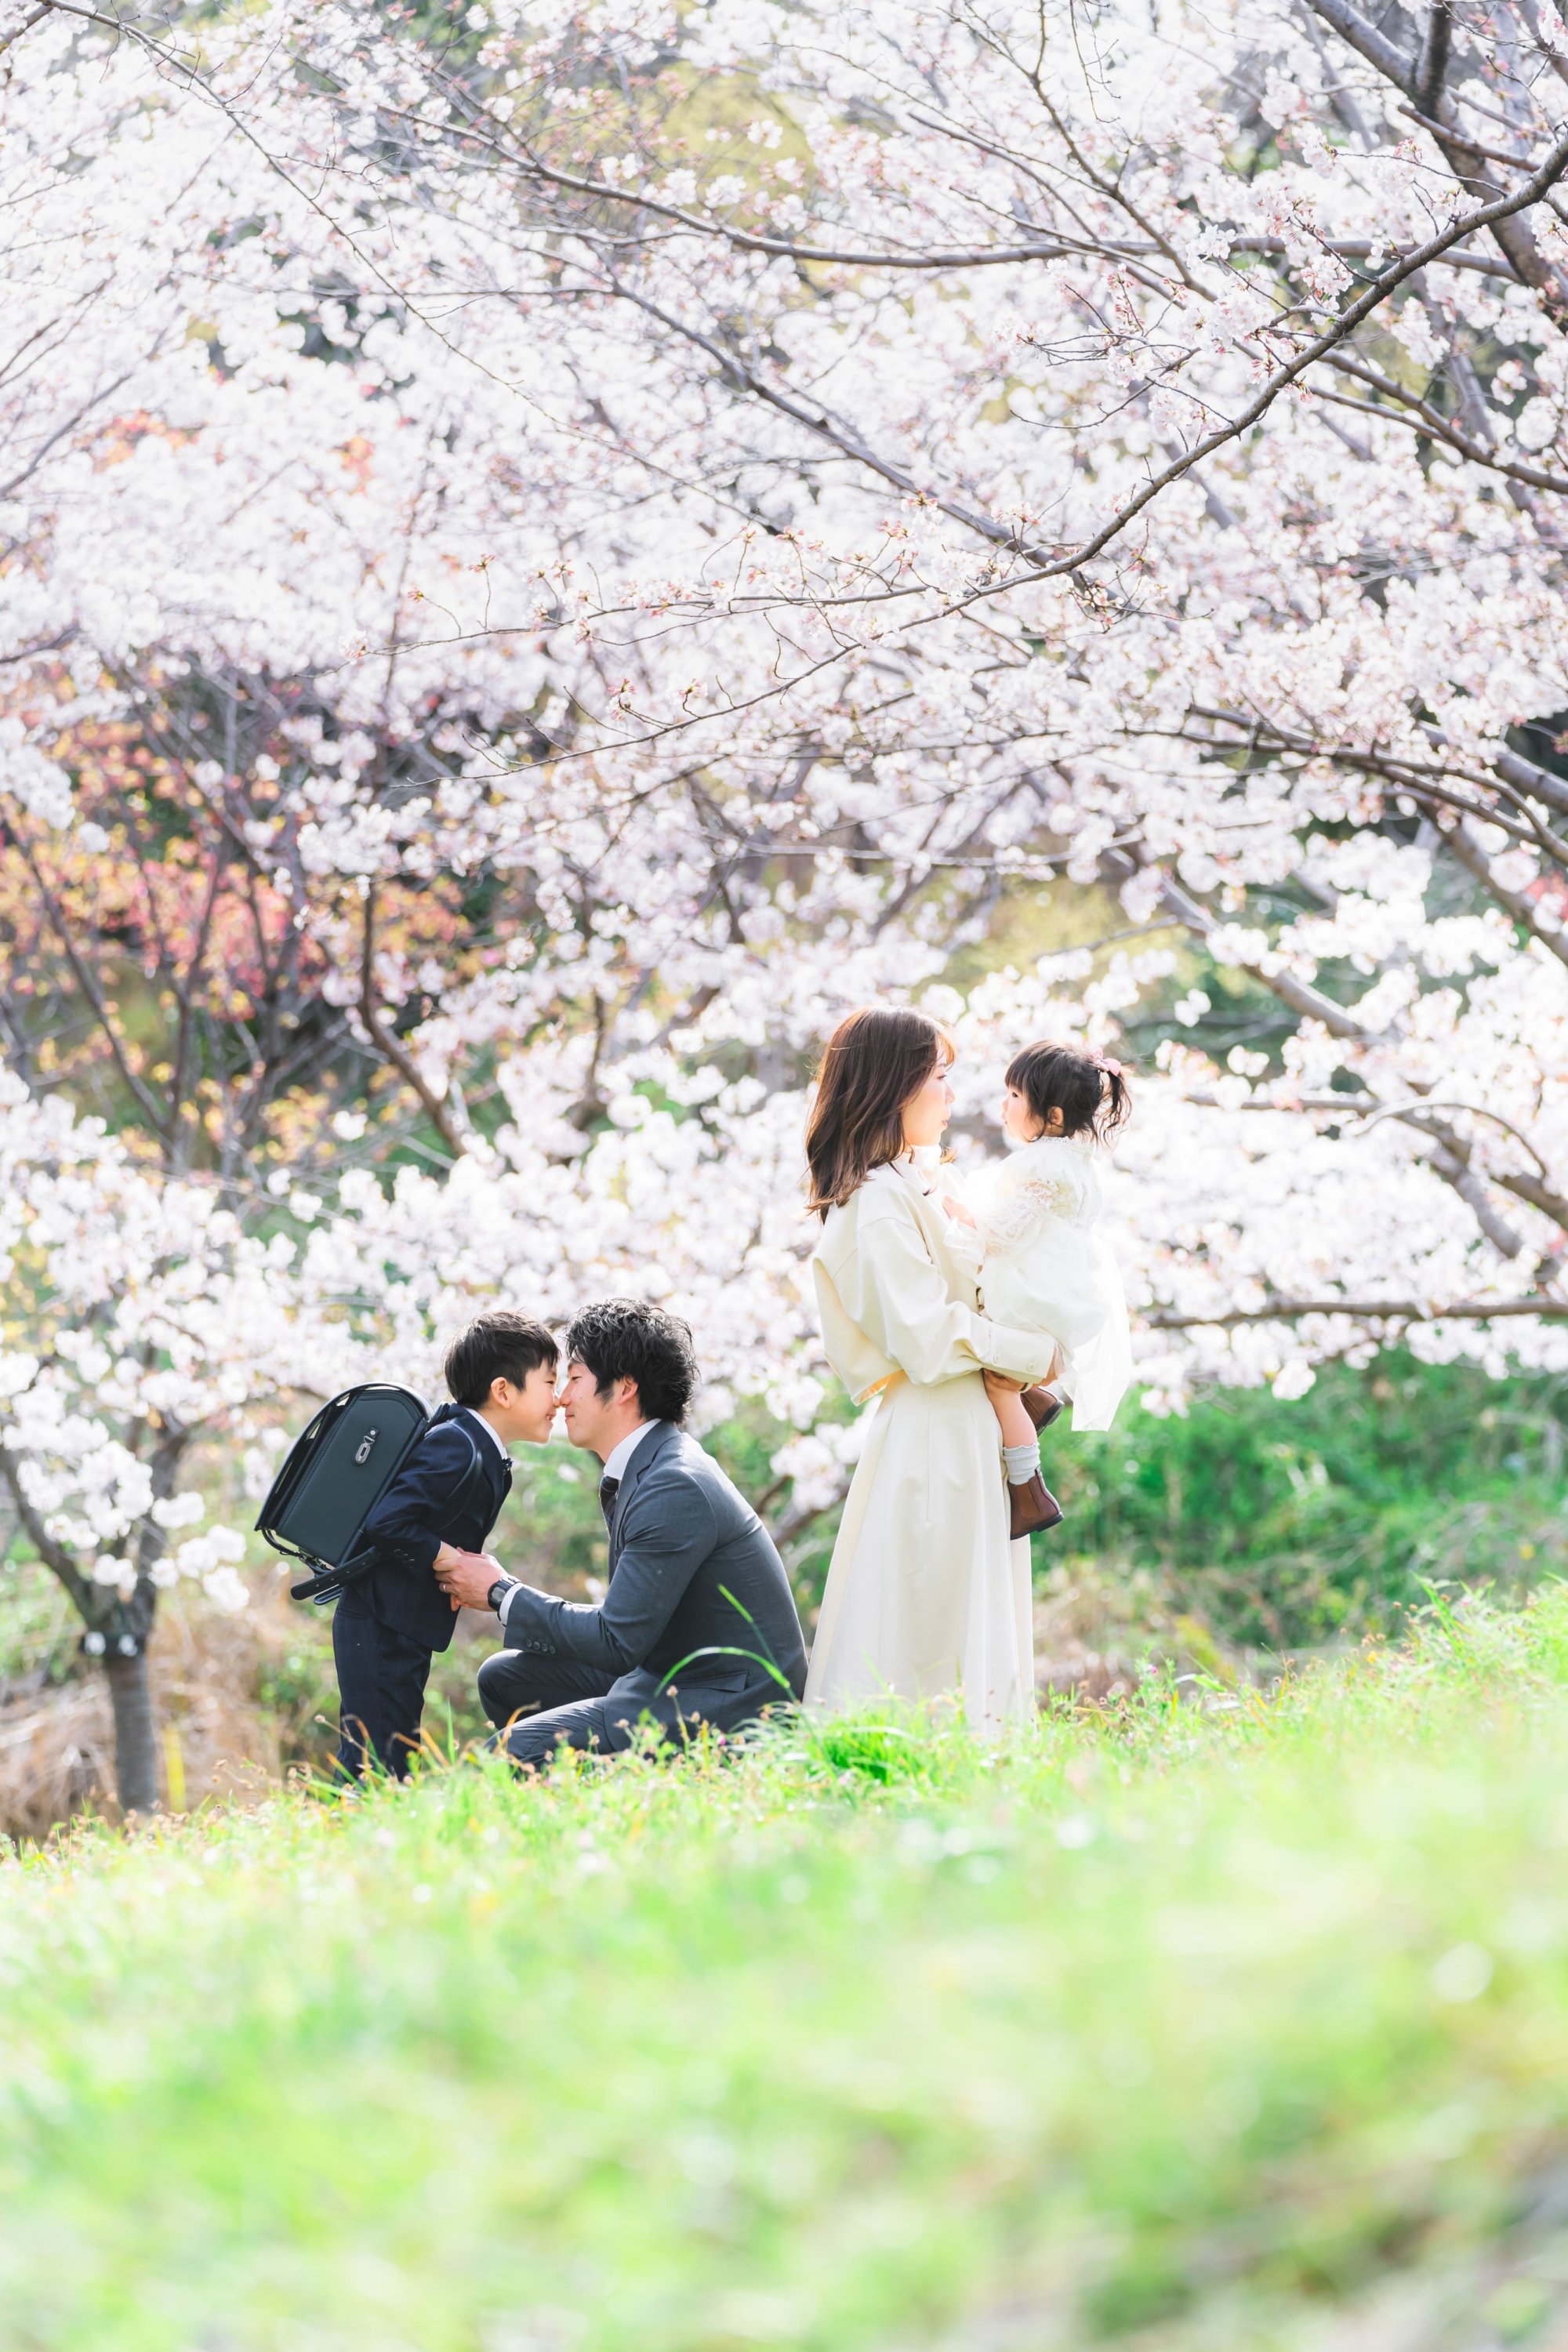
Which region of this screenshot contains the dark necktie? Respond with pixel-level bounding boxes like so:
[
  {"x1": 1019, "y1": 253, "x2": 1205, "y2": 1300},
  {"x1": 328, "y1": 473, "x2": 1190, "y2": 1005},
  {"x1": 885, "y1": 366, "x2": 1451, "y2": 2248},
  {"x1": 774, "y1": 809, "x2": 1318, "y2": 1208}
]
[{"x1": 599, "y1": 1475, "x2": 619, "y2": 1529}]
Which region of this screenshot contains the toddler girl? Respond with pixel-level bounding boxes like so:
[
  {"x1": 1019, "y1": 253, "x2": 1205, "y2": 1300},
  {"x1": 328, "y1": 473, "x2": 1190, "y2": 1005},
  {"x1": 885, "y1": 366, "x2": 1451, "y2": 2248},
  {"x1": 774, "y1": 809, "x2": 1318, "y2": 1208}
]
[{"x1": 941, "y1": 1040, "x2": 1133, "y2": 1494}]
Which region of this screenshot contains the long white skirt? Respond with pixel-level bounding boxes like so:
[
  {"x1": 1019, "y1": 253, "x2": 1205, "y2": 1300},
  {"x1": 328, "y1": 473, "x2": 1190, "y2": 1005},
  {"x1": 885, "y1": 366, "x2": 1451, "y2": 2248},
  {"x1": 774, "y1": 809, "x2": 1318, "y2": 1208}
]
[{"x1": 804, "y1": 1370, "x2": 1035, "y2": 1735}]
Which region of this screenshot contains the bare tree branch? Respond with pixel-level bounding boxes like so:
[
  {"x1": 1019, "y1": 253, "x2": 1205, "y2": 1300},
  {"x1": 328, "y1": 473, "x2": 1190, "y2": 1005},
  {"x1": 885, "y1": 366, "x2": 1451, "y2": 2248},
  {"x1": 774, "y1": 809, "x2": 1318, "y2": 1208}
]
[
  {"x1": 1317, "y1": 350, "x2": 1568, "y2": 495},
  {"x1": 358, "y1": 883, "x2": 468, "y2": 1159},
  {"x1": 603, "y1": 119, "x2": 1568, "y2": 587},
  {"x1": 1144, "y1": 1294, "x2": 1568, "y2": 1327}
]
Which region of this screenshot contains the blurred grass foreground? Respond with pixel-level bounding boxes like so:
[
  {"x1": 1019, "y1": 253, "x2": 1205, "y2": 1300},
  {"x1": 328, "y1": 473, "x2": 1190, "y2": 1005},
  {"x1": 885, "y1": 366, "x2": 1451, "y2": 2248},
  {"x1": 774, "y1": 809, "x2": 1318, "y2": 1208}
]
[{"x1": 8, "y1": 1592, "x2": 1568, "y2": 2349}]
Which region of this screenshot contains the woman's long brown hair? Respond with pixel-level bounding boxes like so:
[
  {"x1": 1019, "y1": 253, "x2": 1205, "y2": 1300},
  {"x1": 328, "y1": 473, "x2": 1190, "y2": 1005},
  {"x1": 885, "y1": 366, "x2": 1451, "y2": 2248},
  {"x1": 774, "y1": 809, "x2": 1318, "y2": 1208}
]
[{"x1": 804, "y1": 1007, "x2": 953, "y2": 1220}]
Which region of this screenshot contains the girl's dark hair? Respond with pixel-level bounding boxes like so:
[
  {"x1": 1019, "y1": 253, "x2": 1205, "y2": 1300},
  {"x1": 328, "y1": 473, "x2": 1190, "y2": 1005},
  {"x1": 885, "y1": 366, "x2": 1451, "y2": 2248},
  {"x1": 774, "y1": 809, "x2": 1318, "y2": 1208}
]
[
  {"x1": 564, "y1": 1298, "x2": 699, "y2": 1425},
  {"x1": 1005, "y1": 1040, "x2": 1132, "y2": 1144},
  {"x1": 805, "y1": 1007, "x2": 954, "y2": 1220},
  {"x1": 445, "y1": 1311, "x2": 559, "y2": 1406}
]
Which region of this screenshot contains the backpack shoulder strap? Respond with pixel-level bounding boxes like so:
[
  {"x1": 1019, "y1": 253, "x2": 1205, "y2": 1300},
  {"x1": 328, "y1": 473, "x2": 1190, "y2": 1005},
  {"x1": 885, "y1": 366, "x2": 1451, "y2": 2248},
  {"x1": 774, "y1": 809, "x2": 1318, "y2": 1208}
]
[{"x1": 440, "y1": 1417, "x2": 489, "y2": 1520}]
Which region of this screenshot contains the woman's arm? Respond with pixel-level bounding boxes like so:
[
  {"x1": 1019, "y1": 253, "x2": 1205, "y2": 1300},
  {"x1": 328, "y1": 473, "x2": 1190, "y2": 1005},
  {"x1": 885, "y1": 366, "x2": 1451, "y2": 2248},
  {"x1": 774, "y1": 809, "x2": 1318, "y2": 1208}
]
[{"x1": 839, "y1": 1197, "x2": 1060, "y2": 1388}]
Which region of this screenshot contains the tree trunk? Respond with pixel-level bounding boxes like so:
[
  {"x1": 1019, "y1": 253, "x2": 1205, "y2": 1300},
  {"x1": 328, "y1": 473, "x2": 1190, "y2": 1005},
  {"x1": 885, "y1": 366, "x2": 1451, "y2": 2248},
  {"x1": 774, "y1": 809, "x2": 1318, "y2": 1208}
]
[
  {"x1": 0, "y1": 1432, "x2": 184, "y2": 1822},
  {"x1": 105, "y1": 1649, "x2": 160, "y2": 1815}
]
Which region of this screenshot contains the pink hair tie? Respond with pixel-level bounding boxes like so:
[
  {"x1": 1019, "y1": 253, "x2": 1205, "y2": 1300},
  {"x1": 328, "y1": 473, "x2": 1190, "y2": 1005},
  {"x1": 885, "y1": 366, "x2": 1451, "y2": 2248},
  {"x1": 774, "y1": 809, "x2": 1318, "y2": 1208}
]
[{"x1": 1096, "y1": 1056, "x2": 1123, "y2": 1077}]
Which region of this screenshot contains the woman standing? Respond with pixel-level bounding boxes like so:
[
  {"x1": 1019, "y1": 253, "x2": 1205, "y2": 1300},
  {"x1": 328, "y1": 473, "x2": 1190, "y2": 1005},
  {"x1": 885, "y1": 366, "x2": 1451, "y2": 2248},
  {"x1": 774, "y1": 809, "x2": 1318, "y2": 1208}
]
[{"x1": 803, "y1": 1007, "x2": 1062, "y2": 1733}]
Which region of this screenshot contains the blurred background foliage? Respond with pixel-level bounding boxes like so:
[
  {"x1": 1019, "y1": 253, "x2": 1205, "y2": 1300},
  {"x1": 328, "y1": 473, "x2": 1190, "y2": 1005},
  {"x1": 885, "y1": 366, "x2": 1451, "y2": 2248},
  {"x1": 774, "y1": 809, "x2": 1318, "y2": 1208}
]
[{"x1": 1051, "y1": 1349, "x2": 1568, "y2": 1646}]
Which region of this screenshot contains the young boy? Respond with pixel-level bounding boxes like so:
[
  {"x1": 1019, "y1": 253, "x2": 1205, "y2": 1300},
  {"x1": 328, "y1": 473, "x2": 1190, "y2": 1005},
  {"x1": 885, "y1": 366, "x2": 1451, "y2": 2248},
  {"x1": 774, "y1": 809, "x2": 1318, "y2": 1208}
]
[{"x1": 332, "y1": 1310, "x2": 559, "y2": 1779}]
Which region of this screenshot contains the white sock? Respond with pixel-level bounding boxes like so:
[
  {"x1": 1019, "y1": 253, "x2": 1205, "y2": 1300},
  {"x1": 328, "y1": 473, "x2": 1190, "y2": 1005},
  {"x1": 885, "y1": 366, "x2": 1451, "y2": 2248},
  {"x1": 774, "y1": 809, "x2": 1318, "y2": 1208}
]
[{"x1": 1003, "y1": 1441, "x2": 1040, "y2": 1486}]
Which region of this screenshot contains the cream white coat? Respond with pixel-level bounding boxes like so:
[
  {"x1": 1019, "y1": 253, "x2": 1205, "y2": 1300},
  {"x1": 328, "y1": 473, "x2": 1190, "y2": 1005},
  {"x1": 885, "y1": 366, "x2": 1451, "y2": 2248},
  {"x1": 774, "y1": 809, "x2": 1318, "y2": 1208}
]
[{"x1": 806, "y1": 1157, "x2": 1058, "y2": 1732}]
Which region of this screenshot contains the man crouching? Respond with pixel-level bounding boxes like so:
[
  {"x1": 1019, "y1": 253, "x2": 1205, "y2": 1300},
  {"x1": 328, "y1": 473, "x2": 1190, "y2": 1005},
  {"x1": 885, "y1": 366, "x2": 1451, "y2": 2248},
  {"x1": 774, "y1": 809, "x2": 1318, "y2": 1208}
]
[{"x1": 436, "y1": 1300, "x2": 808, "y2": 1765}]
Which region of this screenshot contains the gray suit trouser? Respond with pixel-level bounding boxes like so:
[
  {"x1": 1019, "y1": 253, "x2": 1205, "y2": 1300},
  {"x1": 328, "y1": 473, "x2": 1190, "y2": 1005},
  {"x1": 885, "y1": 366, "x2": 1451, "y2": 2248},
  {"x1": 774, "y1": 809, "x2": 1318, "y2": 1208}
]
[{"x1": 475, "y1": 1649, "x2": 779, "y2": 1766}]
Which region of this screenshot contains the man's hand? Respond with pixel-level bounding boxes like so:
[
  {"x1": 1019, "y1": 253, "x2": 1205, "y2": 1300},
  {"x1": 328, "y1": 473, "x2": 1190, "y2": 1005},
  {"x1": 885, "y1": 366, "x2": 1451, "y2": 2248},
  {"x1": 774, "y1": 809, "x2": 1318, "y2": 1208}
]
[{"x1": 433, "y1": 1544, "x2": 506, "y2": 1613}]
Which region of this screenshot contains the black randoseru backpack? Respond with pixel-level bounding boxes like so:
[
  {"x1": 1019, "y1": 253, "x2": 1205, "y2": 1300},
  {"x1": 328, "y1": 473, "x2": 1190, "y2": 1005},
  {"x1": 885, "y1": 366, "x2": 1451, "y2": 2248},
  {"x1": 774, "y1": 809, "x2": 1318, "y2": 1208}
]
[{"x1": 256, "y1": 1385, "x2": 486, "y2": 1606}]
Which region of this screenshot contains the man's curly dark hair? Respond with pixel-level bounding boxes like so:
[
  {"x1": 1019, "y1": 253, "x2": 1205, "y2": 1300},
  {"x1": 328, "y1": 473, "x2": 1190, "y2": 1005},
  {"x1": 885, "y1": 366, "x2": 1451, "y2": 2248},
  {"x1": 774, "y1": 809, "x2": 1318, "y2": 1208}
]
[{"x1": 564, "y1": 1298, "x2": 699, "y2": 1426}]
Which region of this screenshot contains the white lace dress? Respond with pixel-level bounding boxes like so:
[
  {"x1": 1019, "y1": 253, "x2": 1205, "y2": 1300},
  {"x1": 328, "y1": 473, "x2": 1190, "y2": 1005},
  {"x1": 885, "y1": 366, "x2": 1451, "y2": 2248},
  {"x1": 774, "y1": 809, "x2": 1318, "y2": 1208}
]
[{"x1": 944, "y1": 1134, "x2": 1131, "y2": 1431}]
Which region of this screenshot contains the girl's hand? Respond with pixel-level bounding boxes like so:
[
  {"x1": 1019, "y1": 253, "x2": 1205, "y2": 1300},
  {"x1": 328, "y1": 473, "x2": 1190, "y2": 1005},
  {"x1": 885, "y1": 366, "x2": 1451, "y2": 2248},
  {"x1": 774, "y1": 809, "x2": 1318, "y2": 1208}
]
[{"x1": 941, "y1": 1192, "x2": 977, "y2": 1228}]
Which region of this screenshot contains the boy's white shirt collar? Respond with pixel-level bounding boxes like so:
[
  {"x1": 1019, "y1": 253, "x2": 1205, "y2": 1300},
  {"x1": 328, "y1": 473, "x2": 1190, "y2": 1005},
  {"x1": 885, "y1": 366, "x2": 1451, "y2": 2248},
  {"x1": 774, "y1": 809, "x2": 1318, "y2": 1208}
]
[
  {"x1": 602, "y1": 1418, "x2": 658, "y2": 1483},
  {"x1": 463, "y1": 1407, "x2": 509, "y2": 1461}
]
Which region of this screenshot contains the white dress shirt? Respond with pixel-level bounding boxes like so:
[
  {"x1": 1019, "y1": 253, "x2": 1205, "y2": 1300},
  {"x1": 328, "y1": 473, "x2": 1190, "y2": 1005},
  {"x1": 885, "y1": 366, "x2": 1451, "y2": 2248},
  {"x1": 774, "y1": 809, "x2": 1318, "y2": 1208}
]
[
  {"x1": 495, "y1": 1420, "x2": 657, "y2": 1623},
  {"x1": 599, "y1": 1417, "x2": 657, "y2": 1486}
]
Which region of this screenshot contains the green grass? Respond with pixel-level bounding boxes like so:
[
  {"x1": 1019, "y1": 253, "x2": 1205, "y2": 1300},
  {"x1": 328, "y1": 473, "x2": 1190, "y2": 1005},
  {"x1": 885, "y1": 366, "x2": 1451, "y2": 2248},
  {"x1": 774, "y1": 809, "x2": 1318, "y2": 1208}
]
[{"x1": 7, "y1": 1592, "x2": 1568, "y2": 2347}]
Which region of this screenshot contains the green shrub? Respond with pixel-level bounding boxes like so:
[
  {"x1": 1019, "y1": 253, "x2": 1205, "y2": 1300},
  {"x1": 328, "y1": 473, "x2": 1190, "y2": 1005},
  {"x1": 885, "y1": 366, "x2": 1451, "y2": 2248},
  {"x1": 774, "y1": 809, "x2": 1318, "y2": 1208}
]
[{"x1": 1045, "y1": 1349, "x2": 1568, "y2": 1644}]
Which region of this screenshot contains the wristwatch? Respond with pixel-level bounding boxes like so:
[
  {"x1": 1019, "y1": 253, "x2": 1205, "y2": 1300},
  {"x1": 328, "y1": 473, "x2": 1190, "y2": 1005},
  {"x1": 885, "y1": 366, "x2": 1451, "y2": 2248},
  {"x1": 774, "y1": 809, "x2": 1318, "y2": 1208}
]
[{"x1": 486, "y1": 1577, "x2": 514, "y2": 1614}]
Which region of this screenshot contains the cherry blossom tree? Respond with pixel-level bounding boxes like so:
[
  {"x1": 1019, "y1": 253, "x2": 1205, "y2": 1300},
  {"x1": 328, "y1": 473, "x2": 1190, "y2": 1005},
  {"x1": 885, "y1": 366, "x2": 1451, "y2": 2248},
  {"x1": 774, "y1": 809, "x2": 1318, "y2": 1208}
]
[
  {"x1": 269, "y1": 0, "x2": 1568, "y2": 1377},
  {"x1": 0, "y1": 1089, "x2": 276, "y2": 1809}
]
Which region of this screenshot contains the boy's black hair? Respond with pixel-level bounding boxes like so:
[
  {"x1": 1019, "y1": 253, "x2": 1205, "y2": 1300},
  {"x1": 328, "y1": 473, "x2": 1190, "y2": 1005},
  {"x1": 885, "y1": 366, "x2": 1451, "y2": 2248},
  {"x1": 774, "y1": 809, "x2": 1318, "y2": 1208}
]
[
  {"x1": 564, "y1": 1298, "x2": 699, "y2": 1426},
  {"x1": 444, "y1": 1311, "x2": 558, "y2": 1408},
  {"x1": 1004, "y1": 1040, "x2": 1133, "y2": 1144}
]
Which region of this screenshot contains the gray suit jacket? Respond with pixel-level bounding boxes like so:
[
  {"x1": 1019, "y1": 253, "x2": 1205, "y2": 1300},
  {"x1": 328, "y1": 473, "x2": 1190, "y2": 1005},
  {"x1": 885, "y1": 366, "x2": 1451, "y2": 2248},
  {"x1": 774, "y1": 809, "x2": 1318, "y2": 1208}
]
[{"x1": 500, "y1": 1423, "x2": 807, "y2": 1730}]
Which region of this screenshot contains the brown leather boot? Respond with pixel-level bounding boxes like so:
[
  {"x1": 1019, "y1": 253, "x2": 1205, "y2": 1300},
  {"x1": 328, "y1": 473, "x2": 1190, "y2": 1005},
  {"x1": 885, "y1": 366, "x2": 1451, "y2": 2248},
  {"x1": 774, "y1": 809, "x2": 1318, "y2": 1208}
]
[
  {"x1": 1021, "y1": 1385, "x2": 1065, "y2": 1432},
  {"x1": 1009, "y1": 1473, "x2": 1064, "y2": 1539}
]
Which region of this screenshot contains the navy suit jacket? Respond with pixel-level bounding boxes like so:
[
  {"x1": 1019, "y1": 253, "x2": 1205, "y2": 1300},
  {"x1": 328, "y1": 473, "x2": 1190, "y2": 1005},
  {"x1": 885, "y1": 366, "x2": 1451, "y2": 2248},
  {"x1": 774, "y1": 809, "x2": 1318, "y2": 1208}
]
[
  {"x1": 350, "y1": 1404, "x2": 512, "y2": 1650},
  {"x1": 499, "y1": 1421, "x2": 807, "y2": 1722}
]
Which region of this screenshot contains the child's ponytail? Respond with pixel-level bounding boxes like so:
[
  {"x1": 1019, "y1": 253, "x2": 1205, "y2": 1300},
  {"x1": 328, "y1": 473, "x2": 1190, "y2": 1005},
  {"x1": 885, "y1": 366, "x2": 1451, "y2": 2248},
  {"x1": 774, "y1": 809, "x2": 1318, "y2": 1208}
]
[{"x1": 1092, "y1": 1057, "x2": 1133, "y2": 1143}]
